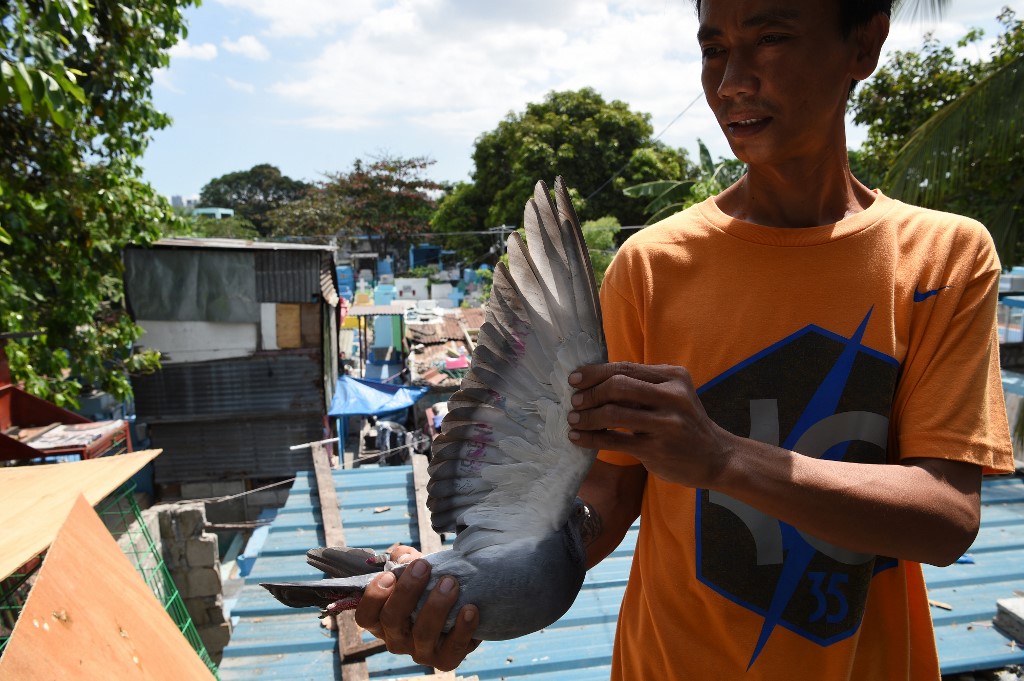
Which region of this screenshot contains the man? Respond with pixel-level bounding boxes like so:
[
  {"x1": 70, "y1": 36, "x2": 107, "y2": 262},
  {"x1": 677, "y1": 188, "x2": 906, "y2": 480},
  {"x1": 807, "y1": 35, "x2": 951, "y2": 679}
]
[{"x1": 355, "y1": 0, "x2": 1015, "y2": 677}]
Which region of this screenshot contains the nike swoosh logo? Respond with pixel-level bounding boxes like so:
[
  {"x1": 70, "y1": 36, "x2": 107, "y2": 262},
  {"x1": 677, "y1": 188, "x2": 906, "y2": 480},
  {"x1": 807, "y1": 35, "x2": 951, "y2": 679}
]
[{"x1": 914, "y1": 285, "x2": 950, "y2": 302}]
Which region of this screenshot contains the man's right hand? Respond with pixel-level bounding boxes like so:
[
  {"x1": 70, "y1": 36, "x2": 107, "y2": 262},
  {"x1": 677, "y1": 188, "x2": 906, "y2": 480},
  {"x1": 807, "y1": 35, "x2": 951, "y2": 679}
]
[{"x1": 354, "y1": 550, "x2": 480, "y2": 672}]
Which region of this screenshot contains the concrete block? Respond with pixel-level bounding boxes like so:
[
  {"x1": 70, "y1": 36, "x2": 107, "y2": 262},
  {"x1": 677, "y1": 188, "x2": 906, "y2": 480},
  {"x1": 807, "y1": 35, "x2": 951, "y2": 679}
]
[
  {"x1": 206, "y1": 602, "x2": 227, "y2": 626},
  {"x1": 205, "y1": 499, "x2": 245, "y2": 525},
  {"x1": 185, "y1": 598, "x2": 209, "y2": 626},
  {"x1": 176, "y1": 505, "x2": 206, "y2": 538},
  {"x1": 994, "y1": 597, "x2": 1024, "y2": 642},
  {"x1": 186, "y1": 535, "x2": 219, "y2": 568},
  {"x1": 198, "y1": 622, "x2": 232, "y2": 653},
  {"x1": 186, "y1": 567, "x2": 222, "y2": 598},
  {"x1": 181, "y1": 482, "x2": 213, "y2": 499},
  {"x1": 208, "y1": 481, "x2": 244, "y2": 498},
  {"x1": 169, "y1": 569, "x2": 188, "y2": 593},
  {"x1": 246, "y1": 490, "x2": 282, "y2": 507},
  {"x1": 155, "y1": 505, "x2": 175, "y2": 540}
]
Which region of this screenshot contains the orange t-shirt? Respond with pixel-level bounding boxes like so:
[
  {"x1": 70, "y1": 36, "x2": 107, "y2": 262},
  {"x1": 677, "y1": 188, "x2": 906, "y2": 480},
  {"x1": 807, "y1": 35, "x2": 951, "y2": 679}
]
[{"x1": 597, "y1": 193, "x2": 1014, "y2": 680}]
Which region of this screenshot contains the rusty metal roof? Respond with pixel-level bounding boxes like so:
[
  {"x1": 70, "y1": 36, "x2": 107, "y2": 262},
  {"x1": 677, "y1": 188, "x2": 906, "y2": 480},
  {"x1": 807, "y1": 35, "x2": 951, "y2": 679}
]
[{"x1": 152, "y1": 237, "x2": 334, "y2": 251}]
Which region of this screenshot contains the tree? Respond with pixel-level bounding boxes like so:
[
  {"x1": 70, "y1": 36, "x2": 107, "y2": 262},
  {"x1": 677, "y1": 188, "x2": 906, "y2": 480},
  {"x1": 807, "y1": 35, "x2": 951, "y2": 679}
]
[
  {"x1": 198, "y1": 163, "x2": 310, "y2": 236},
  {"x1": 1, "y1": 0, "x2": 197, "y2": 406},
  {"x1": 163, "y1": 213, "x2": 261, "y2": 240},
  {"x1": 581, "y1": 216, "x2": 622, "y2": 288},
  {"x1": 624, "y1": 139, "x2": 745, "y2": 223},
  {"x1": 850, "y1": 30, "x2": 986, "y2": 187},
  {"x1": 267, "y1": 155, "x2": 441, "y2": 256},
  {"x1": 432, "y1": 88, "x2": 695, "y2": 238},
  {"x1": 851, "y1": 10, "x2": 1023, "y2": 264},
  {"x1": 429, "y1": 181, "x2": 494, "y2": 265}
]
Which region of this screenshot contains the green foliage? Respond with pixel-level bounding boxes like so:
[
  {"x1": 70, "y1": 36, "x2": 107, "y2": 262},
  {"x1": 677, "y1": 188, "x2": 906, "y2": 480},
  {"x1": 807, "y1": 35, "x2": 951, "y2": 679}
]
[
  {"x1": 851, "y1": 32, "x2": 985, "y2": 184},
  {"x1": 163, "y1": 214, "x2": 261, "y2": 240},
  {"x1": 406, "y1": 265, "x2": 439, "y2": 278},
  {"x1": 268, "y1": 155, "x2": 440, "y2": 254},
  {"x1": 433, "y1": 88, "x2": 695, "y2": 238},
  {"x1": 407, "y1": 264, "x2": 449, "y2": 284},
  {"x1": 198, "y1": 164, "x2": 310, "y2": 236},
  {"x1": 430, "y1": 181, "x2": 493, "y2": 263},
  {"x1": 851, "y1": 10, "x2": 1024, "y2": 264},
  {"x1": 581, "y1": 216, "x2": 621, "y2": 287},
  {"x1": 624, "y1": 139, "x2": 744, "y2": 223},
  {"x1": 473, "y1": 266, "x2": 494, "y2": 305},
  {"x1": 1, "y1": 0, "x2": 198, "y2": 405}
]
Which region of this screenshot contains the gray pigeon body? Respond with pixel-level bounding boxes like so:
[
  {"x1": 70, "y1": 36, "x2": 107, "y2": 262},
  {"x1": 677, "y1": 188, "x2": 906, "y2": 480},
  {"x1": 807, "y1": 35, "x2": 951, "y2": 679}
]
[{"x1": 262, "y1": 177, "x2": 607, "y2": 641}]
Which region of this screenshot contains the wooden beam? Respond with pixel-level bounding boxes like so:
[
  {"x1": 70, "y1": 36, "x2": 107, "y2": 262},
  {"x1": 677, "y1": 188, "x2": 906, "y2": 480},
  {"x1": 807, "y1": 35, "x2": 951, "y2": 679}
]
[
  {"x1": 412, "y1": 452, "x2": 444, "y2": 555},
  {"x1": 312, "y1": 442, "x2": 346, "y2": 548},
  {"x1": 311, "y1": 443, "x2": 369, "y2": 679},
  {"x1": 411, "y1": 452, "x2": 457, "y2": 677}
]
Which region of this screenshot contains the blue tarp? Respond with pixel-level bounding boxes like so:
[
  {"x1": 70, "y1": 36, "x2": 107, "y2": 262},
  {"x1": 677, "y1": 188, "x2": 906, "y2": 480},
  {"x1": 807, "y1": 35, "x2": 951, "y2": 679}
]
[{"x1": 327, "y1": 376, "x2": 429, "y2": 417}]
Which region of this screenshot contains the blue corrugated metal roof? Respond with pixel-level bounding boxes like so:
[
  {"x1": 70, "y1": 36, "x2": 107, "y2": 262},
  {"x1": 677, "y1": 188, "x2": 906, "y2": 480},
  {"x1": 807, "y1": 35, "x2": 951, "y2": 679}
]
[
  {"x1": 218, "y1": 463, "x2": 631, "y2": 680},
  {"x1": 220, "y1": 465, "x2": 1024, "y2": 679},
  {"x1": 925, "y1": 475, "x2": 1024, "y2": 675}
]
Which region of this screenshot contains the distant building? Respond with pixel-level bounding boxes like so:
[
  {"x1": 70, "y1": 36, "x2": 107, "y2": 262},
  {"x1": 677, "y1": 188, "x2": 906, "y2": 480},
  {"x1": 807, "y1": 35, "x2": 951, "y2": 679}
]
[
  {"x1": 171, "y1": 195, "x2": 184, "y2": 209},
  {"x1": 192, "y1": 207, "x2": 234, "y2": 219}
]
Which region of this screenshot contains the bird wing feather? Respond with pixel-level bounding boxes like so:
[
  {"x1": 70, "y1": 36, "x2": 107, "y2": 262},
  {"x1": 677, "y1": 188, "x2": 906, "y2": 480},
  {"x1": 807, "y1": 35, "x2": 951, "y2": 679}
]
[{"x1": 429, "y1": 177, "x2": 606, "y2": 554}]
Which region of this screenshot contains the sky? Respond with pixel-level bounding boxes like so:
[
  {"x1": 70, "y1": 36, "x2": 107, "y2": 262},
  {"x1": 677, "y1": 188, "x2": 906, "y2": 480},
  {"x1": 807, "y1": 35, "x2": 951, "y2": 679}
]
[{"x1": 142, "y1": 0, "x2": 1021, "y2": 202}]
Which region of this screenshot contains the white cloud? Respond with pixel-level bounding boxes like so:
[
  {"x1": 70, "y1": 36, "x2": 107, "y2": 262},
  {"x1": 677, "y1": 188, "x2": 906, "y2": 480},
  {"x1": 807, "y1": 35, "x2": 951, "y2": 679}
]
[
  {"x1": 225, "y1": 77, "x2": 256, "y2": 93},
  {"x1": 222, "y1": 35, "x2": 271, "y2": 61},
  {"x1": 169, "y1": 40, "x2": 218, "y2": 61},
  {"x1": 214, "y1": 0, "x2": 384, "y2": 37},
  {"x1": 266, "y1": 1, "x2": 715, "y2": 152},
  {"x1": 153, "y1": 68, "x2": 184, "y2": 94},
  {"x1": 159, "y1": 0, "x2": 1012, "y2": 188}
]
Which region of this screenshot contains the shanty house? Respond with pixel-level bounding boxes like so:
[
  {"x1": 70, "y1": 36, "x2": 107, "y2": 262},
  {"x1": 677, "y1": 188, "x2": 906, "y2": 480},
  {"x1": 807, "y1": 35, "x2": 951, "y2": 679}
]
[{"x1": 123, "y1": 238, "x2": 339, "y2": 498}]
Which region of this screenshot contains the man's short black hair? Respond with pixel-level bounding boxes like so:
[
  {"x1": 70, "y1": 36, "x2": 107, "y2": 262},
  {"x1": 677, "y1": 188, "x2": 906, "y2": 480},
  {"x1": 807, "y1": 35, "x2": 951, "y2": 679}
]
[{"x1": 692, "y1": 0, "x2": 892, "y2": 37}]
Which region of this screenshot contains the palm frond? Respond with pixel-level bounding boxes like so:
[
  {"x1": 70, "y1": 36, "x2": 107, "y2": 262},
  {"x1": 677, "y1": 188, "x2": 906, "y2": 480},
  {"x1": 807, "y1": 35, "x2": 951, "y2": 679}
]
[
  {"x1": 624, "y1": 180, "x2": 696, "y2": 217},
  {"x1": 893, "y1": 0, "x2": 952, "y2": 21},
  {"x1": 986, "y1": 176, "x2": 1024, "y2": 267},
  {"x1": 623, "y1": 180, "x2": 686, "y2": 200},
  {"x1": 646, "y1": 202, "x2": 689, "y2": 225},
  {"x1": 698, "y1": 139, "x2": 714, "y2": 176},
  {"x1": 884, "y1": 54, "x2": 1024, "y2": 207}
]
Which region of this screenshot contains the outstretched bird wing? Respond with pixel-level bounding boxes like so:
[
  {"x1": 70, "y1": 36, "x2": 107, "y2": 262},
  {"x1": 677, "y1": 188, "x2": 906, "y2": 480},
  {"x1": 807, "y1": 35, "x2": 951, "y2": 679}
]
[{"x1": 427, "y1": 177, "x2": 607, "y2": 556}]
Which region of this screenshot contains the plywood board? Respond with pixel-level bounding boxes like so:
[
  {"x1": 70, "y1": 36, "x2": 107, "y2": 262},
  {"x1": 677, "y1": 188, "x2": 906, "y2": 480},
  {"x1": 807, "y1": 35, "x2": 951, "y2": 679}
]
[
  {"x1": 0, "y1": 495, "x2": 214, "y2": 680},
  {"x1": 0, "y1": 449, "x2": 161, "y2": 580},
  {"x1": 276, "y1": 303, "x2": 301, "y2": 349}
]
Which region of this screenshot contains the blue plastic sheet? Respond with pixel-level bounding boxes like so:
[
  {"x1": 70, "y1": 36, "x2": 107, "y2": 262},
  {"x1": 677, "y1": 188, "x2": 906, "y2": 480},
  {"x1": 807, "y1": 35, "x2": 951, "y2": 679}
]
[{"x1": 327, "y1": 376, "x2": 428, "y2": 417}]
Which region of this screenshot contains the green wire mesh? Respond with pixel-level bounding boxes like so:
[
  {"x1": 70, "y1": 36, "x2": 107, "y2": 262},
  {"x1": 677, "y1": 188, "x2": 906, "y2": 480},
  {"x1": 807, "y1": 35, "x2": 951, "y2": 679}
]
[
  {"x1": 95, "y1": 483, "x2": 220, "y2": 678},
  {"x1": 0, "y1": 557, "x2": 40, "y2": 655},
  {"x1": 0, "y1": 483, "x2": 220, "y2": 679}
]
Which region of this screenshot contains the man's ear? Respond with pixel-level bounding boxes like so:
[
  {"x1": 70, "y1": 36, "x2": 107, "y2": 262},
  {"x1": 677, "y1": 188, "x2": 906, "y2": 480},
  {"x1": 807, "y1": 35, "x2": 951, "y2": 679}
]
[{"x1": 852, "y1": 12, "x2": 890, "y2": 81}]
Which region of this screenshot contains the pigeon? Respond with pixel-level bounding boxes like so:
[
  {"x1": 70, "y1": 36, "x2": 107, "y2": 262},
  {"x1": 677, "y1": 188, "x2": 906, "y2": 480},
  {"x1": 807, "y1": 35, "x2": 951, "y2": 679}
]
[{"x1": 261, "y1": 176, "x2": 607, "y2": 641}]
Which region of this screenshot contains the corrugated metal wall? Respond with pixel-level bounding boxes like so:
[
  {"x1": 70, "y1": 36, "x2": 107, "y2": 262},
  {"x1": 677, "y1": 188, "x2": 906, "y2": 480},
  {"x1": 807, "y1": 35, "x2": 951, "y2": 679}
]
[
  {"x1": 134, "y1": 351, "x2": 326, "y2": 484},
  {"x1": 145, "y1": 418, "x2": 322, "y2": 483},
  {"x1": 255, "y1": 251, "x2": 323, "y2": 304}
]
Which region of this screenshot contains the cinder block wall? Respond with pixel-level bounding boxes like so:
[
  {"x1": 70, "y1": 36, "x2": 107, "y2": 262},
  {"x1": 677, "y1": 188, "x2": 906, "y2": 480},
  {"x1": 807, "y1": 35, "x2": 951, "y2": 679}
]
[{"x1": 151, "y1": 502, "x2": 231, "y2": 664}]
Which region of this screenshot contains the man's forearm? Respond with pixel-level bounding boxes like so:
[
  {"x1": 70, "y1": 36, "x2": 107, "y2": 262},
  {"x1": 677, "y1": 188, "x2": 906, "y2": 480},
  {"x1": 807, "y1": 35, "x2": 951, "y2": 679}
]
[{"x1": 713, "y1": 431, "x2": 983, "y2": 566}]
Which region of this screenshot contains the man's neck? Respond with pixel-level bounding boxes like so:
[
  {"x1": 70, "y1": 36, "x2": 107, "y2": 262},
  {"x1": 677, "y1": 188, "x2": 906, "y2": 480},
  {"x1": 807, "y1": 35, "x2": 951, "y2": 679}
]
[{"x1": 714, "y1": 148, "x2": 877, "y2": 229}]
